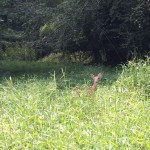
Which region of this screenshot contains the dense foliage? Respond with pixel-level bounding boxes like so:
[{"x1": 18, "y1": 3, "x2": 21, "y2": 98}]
[{"x1": 0, "y1": 0, "x2": 150, "y2": 63}]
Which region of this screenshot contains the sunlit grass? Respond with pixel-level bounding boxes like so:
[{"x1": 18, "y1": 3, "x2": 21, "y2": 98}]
[{"x1": 0, "y1": 58, "x2": 149, "y2": 149}]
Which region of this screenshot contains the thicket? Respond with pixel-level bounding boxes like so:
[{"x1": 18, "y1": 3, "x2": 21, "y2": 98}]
[{"x1": 0, "y1": 0, "x2": 150, "y2": 63}]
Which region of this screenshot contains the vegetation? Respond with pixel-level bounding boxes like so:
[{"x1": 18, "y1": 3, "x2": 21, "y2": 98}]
[
  {"x1": 0, "y1": 0, "x2": 150, "y2": 63},
  {"x1": 0, "y1": 0, "x2": 149, "y2": 149},
  {"x1": 0, "y1": 57, "x2": 149, "y2": 149}
]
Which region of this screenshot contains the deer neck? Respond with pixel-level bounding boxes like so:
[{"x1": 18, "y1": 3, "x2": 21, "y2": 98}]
[{"x1": 90, "y1": 82, "x2": 98, "y2": 91}]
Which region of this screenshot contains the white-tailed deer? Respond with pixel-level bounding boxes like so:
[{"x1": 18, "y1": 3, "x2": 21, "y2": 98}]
[{"x1": 72, "y1": 72, "x2": 103, "y2": 96}]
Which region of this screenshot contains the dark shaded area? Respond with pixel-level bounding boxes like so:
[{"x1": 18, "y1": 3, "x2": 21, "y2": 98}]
[{"x1": 0, "y1": 0, "x2": 149, "y2": 64}]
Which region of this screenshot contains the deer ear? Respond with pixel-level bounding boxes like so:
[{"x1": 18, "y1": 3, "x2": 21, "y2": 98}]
[
  {"x1": 98, "y1": 72, "x2": 103, "y2": 78},
  {"x1": 90, "y1": 74, "x2": 95, "y2": 79}
]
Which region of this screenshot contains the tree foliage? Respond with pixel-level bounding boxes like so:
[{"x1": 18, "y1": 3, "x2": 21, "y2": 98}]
[
  {"x1": 40, "y1": 0, "x2": 150, "y2": 63},
  {"x1": 0, "y1": 0, "x2": 150, "y2": 63}
]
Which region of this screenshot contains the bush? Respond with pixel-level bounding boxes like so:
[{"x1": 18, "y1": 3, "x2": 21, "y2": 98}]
[
  {"x1": 114, "y1": 57, "x2": 150, "y2": 101},
  {"x1": 0, "y1": 42, "x2": 36, "y2": 60}
]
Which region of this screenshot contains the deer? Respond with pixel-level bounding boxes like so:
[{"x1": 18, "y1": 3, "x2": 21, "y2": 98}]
[{"x1": 72, "y1": 72, "x2": 103, "y2": 96}]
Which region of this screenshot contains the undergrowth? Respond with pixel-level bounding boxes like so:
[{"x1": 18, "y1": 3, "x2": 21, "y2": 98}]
[{"x1": 0, "y1": 57, "x2": 149, "y2": 149}]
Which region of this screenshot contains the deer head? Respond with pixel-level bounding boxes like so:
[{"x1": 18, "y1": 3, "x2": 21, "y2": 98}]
[{"x1": 90, "y1": 72, "x2": 103, "y2": 91}]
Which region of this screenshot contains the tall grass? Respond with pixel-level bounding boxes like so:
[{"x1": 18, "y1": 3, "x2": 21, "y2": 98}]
[{"x1": 0, "y1": 58, "x2": 149, "y2": 149}]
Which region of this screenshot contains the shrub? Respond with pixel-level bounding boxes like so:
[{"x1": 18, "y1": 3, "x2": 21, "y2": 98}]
[
  {"x1": 114, "y1": 57, "x2": 150, "y2": 101},
  {"x1": 0, "y1": 42, "x2": 36, "y2": 61}
]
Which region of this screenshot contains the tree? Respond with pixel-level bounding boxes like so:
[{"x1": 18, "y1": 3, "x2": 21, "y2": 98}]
[
  {"x1": 129, "y1": 0, "x2": 150, "y2": 57},
  {"x1": 1, "y1": 0, "x2": 149, "y2": 62},
  {"x1": 0, "y1": 0, "x2": 64, "y2": 59}
]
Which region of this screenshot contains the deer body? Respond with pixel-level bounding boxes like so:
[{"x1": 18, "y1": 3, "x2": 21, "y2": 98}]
[{"x1": 72, "y1": 72, "x2": 103, "y2": 96}]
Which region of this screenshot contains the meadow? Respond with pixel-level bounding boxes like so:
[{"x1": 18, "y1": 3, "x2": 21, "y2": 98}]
[{"x1": 0, "y1": 57, "x2": 149, "y2": 149}]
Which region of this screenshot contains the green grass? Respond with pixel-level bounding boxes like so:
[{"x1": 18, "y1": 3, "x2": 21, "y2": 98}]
[{"x1": 0, "y1": 58, "x2": 149, "y2": 149}]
